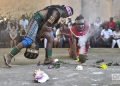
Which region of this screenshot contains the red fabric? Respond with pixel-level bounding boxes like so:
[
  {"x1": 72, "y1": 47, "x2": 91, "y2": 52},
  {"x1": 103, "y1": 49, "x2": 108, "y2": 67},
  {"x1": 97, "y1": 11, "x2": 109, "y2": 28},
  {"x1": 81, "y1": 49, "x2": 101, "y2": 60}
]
[
  {"x1": 70, "y1": 24, "x2": 89, "y2": 37},
  {"x1": 68, "y1": 24, "x2": 89, "y2": 56},
  {"x1": 108, "y1": 21, "x2": 116, "y2": 30}
]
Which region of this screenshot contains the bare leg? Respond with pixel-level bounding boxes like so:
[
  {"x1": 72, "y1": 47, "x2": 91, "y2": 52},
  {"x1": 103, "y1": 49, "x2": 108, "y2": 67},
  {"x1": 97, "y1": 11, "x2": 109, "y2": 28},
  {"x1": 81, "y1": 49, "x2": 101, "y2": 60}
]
[
  {"x1": 3, "y1": 42, "x2": 24, "y2": 67},
  {"x1": 43, "y1": 32, "x2": 54, "y2": 64},
  {"x1": 69, "y1": 36, "x2": 77, "y2": 59}
]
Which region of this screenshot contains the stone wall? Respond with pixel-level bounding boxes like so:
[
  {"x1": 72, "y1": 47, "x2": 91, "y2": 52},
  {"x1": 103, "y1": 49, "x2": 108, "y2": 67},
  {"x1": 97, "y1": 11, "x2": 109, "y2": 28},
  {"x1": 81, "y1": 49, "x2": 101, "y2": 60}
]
[
  {"x1": 0, "y1": 0, "x2": 50, "y2": 18},
  {"x1": 0, "y1": 0, "x2": 119, "y2": 22},
  {"x1": 81, "y1": 0, "x2": 112, "y2": 23},
  {"x1": 112, "y1": 0, "x2": 120, "y2": 20},
  {"x1": 0, "y1": 0, "x2": 81, "y2": 20}
]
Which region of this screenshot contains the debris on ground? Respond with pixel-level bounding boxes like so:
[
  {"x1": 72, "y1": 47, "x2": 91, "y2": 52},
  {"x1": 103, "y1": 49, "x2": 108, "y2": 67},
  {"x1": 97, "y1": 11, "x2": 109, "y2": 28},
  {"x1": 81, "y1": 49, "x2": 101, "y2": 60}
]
[
  {"x1": 33, "y1": 69, "x2": 49, "y2": 83},
  {"x1": 76, "y1": 65, "x2": 83, "y2": 70}
]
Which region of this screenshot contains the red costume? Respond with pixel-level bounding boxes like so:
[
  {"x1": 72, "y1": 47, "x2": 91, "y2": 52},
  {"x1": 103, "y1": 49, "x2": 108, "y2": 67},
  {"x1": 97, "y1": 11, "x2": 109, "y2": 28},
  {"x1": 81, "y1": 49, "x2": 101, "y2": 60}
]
[{"x1": 69, "y1": 22, "x2": 90, "y2": 59}]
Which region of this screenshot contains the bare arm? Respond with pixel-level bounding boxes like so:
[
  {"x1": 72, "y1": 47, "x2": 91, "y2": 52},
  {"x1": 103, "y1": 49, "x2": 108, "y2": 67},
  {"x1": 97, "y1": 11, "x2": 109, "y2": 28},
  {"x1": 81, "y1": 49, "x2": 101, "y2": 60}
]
[{"x1": 41, "y1": 10, "x2": 59, "y2": 32}]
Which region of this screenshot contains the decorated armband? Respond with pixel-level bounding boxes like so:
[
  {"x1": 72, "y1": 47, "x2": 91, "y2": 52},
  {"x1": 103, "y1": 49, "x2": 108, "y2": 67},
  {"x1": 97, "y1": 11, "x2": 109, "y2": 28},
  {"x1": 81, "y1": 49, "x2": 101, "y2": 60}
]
[
  {"x1": 42, "y1": 11, "x2": 58, "y2": 31},
  {"x1": 47, "y1": 16, "x2": 56, "y2": 24},
  {"x1": 47, "y1": 10, "x2": 58, "y2": 24}
]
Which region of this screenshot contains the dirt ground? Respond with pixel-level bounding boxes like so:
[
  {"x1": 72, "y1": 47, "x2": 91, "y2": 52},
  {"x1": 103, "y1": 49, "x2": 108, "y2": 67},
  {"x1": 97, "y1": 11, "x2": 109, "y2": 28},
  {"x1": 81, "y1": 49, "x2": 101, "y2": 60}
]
[{"x1": 0, "y1": 48, "x2": 120, "y2": 86}]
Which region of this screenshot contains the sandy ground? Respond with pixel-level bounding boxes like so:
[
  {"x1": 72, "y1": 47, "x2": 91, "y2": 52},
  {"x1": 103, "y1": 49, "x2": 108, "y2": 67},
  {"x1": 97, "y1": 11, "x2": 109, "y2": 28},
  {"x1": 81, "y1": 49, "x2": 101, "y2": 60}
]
[{"x1": 0, "y1": 48, "x2": 120, "y2": 86}]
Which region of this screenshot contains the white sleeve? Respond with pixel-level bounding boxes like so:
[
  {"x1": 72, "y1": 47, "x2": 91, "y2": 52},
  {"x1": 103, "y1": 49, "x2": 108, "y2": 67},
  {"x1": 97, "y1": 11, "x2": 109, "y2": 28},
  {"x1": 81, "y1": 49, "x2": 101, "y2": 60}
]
[
  {"x1": 112, "y1": 31, "x2": 115, "y2": 38},
  {"x1": 19, "y1": 20, "x2": 22, "y2": 25},
  {"x1": 26, "y1": 20, "x2": 29, "y2": 25},
  {"x1": 110, "y1": 30, "x2": 113, "y2": 35},
  {"x1": 56, "y1": 29, "x2": 60, "y2": 36},
  {"x1": 101, "y1": 30, "x2": 104, "y2": 36},
  {"x1": 109, "y1": 29, "x2": 113, "y2": 36}
]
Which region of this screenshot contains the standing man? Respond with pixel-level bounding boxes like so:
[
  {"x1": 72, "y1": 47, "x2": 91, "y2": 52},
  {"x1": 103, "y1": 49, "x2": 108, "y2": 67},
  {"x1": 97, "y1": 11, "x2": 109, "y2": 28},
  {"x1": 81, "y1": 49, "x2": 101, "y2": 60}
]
[
  {"x1": 108, "y1": 17, "x2": 116, "y2": 31},
  {"x1": 3, "y1": 5, "x2": 73, "y2": 67},
  {"x1": 19, "y1": 15, "x2": 29, "y2": 41}
]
